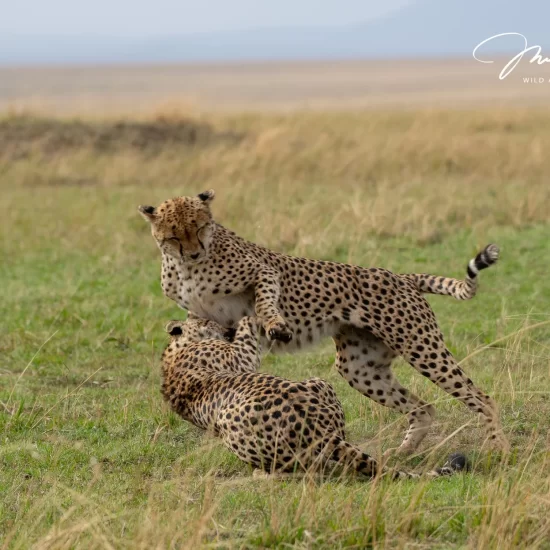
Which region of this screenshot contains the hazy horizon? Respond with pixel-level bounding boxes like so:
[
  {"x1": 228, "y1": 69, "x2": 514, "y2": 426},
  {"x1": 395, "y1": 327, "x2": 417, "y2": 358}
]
[
  {"x1": 1, "y1": 0, "x2": 549, "y2": 65},
  {"x1": 1, "y1": 0, "x2": 412, "y2": 38}
]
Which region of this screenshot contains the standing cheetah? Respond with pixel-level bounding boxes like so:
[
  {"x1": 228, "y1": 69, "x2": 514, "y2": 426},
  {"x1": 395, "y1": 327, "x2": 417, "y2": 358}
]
[
  {"x1": 162, "y1": 316, "x2": 464, "y2": 478},
  {"x1": 140, "y1": 190, "x2": 509, "y2": 455}
]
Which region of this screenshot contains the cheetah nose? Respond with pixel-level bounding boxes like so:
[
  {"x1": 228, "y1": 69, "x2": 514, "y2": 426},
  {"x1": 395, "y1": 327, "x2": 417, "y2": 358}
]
[{"x1": 190, "y1": 253, "x2": 200, "y2": 260}]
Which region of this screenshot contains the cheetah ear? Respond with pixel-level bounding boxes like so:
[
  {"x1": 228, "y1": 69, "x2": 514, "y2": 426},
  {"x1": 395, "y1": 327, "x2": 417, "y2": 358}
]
[
  {"x1": 197, "y1": 189, "x2": 215, "y2": 203},
  {"x1": 138, "y1": 205, "x2": 157, "y2": 222},
  {"x1": 165, "y1": 321, "x2": 183, "y2": 336}
]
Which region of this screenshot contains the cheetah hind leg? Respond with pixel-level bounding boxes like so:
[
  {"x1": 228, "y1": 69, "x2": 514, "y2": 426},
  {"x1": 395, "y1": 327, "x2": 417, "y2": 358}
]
[
  {"x1": 334, "y1": 330, "x2": 435, "y2": 457},
  {"x1": 379, "y1": 375, "x2": 436, "y2": 461},
  {"x1": 375, "y1": 322, "x2": 510, "y2": 454}
]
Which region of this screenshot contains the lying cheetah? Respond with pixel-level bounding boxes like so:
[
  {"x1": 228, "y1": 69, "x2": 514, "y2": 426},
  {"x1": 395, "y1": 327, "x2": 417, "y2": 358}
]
[
  {"x1": 140, "y1": 190, "x2": 509, "y2": 455},
  {"x1": 161, "y1": 316, "x2": 464, "y2": 478}
]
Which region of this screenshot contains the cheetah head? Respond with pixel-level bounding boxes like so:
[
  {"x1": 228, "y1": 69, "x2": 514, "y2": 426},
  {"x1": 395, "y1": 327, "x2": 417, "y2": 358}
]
[
  {"x1": 138, "y1": 190, "x2": 215, "y2": 263},
  {"x1": 165, "y1": 318, "x2": 232, "y2": 344}
]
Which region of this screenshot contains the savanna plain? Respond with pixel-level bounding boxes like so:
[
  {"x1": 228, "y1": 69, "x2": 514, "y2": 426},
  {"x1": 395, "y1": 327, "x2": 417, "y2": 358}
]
[{"x1": 1, "y1": 100, "x2": 550, "y2": 549}]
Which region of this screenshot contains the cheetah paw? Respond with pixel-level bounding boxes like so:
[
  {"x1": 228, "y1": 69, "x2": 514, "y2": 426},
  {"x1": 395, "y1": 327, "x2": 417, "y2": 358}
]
[
  {"x1": 267, "y1": 322, "x2": 293, "y2": 343},
  {"x1": 383, "y1": 445, "x2": 414, "y2": 462},
  {"x1": 488, "y1": 436, "x2": 511, "y2": 455}
]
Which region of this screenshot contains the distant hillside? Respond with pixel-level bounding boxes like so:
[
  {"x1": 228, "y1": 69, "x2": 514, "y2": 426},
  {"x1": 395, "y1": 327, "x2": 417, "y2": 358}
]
[{"x1": 1, "y1": 0, "x2": 549, "y2": 64}]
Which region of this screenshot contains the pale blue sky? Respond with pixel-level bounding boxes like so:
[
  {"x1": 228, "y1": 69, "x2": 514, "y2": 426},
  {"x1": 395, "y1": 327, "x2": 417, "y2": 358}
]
[{"x1": 2, "y1": 0, "x2": 413, "y2": 36}]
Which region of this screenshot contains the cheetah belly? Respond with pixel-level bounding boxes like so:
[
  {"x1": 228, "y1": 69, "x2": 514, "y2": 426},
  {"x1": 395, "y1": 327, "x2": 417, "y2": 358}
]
[
  {"x1": 267, "y1": 319, "x2": 337, "y2": 354},
  {"x1": 188, "y1": 288, "x2": 256, "y2": 328}
]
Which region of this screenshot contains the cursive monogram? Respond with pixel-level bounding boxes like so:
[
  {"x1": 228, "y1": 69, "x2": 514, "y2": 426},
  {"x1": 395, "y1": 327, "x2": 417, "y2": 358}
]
[{"x1": 473, "y1": 33, "x2": 550, "y2": 80}]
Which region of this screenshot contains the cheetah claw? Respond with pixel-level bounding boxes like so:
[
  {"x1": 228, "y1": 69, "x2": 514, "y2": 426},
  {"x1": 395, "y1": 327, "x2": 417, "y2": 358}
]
[{"x1": 267, "y1": 325, "x2": 293, "y2": 343}]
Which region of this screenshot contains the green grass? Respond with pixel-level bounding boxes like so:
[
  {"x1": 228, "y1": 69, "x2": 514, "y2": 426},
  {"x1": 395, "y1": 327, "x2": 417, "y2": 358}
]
[{"x1": 1, "y1": 110, "x2": 550, "y2": 549}]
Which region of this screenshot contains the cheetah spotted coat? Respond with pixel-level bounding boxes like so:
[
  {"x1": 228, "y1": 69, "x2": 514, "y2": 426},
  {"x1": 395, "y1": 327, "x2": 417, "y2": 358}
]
[
  {"x1": 140, "y1": 190, "x2": 509, "y2": 455},
  {"x1": 161, "y1": 316, "x2": 463, "y2": 478}
]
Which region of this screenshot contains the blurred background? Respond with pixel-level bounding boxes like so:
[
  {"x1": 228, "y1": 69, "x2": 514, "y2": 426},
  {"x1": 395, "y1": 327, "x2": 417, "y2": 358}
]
[{"x1": 2, "y1": 0, "x2": 550, "y2": 113}]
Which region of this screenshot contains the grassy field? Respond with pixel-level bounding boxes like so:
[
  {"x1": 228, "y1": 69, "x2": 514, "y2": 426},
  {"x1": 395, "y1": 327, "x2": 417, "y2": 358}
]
[{"x1": 1, "y1": 107, "x2": 550, "y2": 549}]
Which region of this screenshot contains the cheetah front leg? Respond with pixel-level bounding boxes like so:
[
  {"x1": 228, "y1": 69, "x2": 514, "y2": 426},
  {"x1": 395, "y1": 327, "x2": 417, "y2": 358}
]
[
  {"x1": 231, "y1": 316, "x2": 262, "y2": 371},
  {"x1": 254, "y1": 268, "x2": 293, "y2": 343}
]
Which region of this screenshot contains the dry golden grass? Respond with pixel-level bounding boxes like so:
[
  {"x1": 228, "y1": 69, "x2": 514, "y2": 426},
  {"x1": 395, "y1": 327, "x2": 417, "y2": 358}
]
[{"x1": 2, "y1": 107, "x2": 549, "y2": 252}]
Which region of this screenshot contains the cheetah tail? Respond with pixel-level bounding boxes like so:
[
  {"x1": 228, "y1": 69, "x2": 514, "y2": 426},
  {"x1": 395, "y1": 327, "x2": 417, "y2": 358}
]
[
  {"x1": 329, "y1": 439, "x2": 467, "y2": 480},
  {"x1": 400, "y1": 244, "x2": 499, "y2": 301},
  {"x1": 328, "y1": 438, "x2": 415, "y2": 479}
]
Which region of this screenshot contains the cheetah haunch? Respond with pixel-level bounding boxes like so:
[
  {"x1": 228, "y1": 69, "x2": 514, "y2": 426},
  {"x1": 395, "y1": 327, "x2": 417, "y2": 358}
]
[
  {"x1": 161, "y1": 316, "x2": 464, "y2": 479},
  {"x1": 140, "y1": 190, "x2": 509, "y2": 455}
]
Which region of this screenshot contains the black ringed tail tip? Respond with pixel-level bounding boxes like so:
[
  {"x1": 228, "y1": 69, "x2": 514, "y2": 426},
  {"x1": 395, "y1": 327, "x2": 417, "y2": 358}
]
[
  {"x1": 478, "y1": 244, "x2": 500, "y2": 267},
  {"x1": 435, "y1": 452, "x2": 470, "y2": 476},
  {"x1": 468, "y1": 244, "x2": 500, "y2": 278}
]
